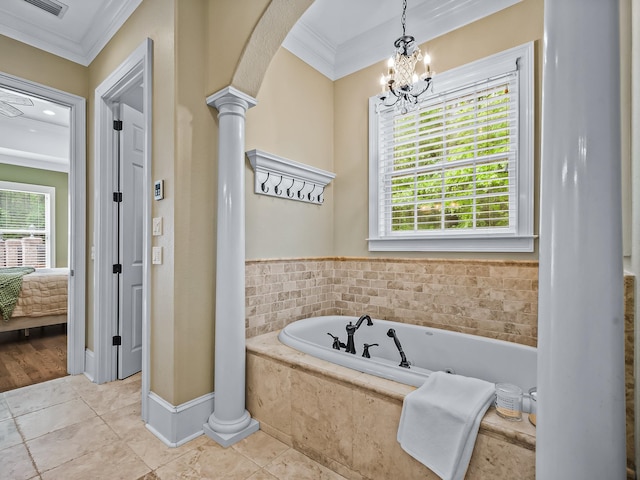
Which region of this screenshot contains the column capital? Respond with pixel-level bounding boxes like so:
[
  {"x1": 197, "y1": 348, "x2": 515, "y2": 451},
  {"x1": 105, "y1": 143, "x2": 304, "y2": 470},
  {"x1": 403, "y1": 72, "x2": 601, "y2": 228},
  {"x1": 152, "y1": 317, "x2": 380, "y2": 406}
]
[{"x1": 206, "y1": 86, "x2": 257, "y2": 113}]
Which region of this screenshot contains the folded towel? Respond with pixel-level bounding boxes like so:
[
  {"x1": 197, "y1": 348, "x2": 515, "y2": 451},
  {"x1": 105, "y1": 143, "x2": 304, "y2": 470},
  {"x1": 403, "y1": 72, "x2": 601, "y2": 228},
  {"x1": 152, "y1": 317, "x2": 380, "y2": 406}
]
[{"x1": 397, "y1": 371, "x2": 495, "y2": 480}]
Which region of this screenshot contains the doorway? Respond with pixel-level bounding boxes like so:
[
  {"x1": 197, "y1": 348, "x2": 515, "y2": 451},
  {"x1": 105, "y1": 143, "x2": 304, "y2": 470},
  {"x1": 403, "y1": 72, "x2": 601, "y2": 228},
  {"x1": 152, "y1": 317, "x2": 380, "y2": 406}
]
[
  {"x1": 93, "y1": 39, "x2": 152, "y2": 421},
  {"x1": 0, "y1": 72, "x2": 86, "y2": 383}
]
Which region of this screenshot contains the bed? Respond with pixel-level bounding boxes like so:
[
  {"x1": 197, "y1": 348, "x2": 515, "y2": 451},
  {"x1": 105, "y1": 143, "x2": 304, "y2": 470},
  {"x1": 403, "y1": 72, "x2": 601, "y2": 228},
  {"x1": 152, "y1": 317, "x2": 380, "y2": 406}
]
[{"x1": 0, "y1": 268, "x2": 68, "y2": 334}]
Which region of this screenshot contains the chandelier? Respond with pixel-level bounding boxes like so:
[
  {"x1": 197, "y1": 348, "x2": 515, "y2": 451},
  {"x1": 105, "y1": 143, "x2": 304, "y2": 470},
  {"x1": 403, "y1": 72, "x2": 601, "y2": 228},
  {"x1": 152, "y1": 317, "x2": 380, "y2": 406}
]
[{"x1": 379, "y1": 0, "x2": 433, "y2": 113}]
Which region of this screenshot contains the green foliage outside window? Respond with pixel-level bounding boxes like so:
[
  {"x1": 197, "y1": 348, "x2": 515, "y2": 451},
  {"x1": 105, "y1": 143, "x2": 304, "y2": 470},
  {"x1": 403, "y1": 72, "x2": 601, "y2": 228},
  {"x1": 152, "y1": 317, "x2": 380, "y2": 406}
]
[{"x1": 388, "y1": 84, "x2": 514, "y2": 232}]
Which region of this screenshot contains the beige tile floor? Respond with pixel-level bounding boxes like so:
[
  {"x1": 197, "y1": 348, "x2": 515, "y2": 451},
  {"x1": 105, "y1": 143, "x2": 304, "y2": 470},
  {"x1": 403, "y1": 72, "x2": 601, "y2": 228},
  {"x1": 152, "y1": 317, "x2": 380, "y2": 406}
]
[{"x1": 0, "y1": 374, "x2": 347, "y2": 480}]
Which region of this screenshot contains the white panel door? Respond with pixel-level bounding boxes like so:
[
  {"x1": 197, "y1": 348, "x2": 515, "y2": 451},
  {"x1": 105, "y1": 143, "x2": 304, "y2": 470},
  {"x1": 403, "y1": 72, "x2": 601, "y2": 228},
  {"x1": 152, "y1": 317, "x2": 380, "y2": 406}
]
[{"x1": 118, "y1": 103, "x2": 144, "y2": 379}]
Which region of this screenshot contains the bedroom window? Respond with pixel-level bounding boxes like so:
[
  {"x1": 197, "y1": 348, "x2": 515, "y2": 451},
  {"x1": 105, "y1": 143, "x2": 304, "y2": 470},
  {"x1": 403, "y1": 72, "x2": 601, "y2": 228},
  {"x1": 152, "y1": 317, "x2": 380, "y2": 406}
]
[
  {"x1": 0, "y1": 181, "x2": 55, "y2": 268},
  {"x1": 368, "y1": 43, "x2": 534, "y2": 252}
]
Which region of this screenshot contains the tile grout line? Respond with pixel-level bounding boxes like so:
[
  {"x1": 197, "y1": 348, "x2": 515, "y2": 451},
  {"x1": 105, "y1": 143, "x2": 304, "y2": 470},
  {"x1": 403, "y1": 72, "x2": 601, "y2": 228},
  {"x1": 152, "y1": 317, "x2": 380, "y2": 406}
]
[{"x1": 11, "y1": 407, "x2": 41, "y2": 477}]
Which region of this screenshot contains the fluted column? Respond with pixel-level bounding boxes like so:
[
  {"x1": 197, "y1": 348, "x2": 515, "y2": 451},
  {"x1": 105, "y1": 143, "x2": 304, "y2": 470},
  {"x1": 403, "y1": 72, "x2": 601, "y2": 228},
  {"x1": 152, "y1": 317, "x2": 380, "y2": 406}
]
[
  {"x1": 538, "y1": 1, "x2": 626, "y2": 478},
  {"x1": 203, "y1": 86, "x2": 259, "y2": 447}
]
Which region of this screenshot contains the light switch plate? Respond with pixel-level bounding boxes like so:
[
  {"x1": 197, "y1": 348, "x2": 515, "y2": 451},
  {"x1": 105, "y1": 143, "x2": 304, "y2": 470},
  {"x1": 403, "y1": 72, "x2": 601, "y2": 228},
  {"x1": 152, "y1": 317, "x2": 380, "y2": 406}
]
[
  {"x1": 152, "y1": 246, "x2": 162, "y2": 265},
  {"x1": 152, "y1": 217, "x2": 163, "y2": 236}
]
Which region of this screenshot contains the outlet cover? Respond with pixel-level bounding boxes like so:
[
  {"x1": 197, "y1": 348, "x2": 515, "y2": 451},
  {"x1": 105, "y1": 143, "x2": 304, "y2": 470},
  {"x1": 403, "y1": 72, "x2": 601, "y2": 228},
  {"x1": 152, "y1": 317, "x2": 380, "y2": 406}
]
[
  {"x1": 152, "y1": 246, "x2": 162, "y2": 265},
  {"x1": 152, "y1": 217, "x2": 163, "y2": 236}
]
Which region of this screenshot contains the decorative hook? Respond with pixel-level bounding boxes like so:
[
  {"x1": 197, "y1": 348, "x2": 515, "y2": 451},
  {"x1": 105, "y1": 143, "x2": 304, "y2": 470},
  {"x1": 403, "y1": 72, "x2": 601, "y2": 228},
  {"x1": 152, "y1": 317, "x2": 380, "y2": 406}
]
[
  {"x1": 286, "y1": 178, "x2": 296, "y2": 198},
  {"x1": 260, "y1": 172, "x2": 270, "y2": 193},
  {"x1": 297, "y1": 181, "x2": 306, "y2": 200},
  {"x1": 318, "y1": 185, "x2": 325, "y2": 204},
  {"x1": 307, "y1": 184, "x2": 319, "y2": 203},
  {"x1": 273, "y1": 175, "x2": 284, "y2": 195}
]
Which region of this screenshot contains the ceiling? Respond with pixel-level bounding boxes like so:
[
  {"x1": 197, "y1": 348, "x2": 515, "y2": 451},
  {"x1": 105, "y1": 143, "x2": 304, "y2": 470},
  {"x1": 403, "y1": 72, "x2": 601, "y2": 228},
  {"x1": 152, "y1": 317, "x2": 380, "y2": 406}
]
[
  {"x1": 0, "y1": 0, "x2": 522, "y2": 77},
  {"x1": 0, "y1": 86, "x2": 70, "y2": 172},
  {"x1": 283, "y1": 0, "x2": 521, "y2": 80},
  {"x1": 0, "y1": 0, "x2": 519, "y2": 172}
]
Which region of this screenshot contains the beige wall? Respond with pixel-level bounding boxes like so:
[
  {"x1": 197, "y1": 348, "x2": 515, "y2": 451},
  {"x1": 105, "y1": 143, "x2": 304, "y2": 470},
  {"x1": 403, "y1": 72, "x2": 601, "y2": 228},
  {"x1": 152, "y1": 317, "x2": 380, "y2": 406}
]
[
  {"x1": 84, "y1": 0, "x2": 306, "y2": 404},
  {"x1": 333, "y1": 0, "x2": 544, "y2": 259},
  {"x1": 0, "y1": 35, "x2": 88, "y2": 98},
  {"x1": 245, "y1": 48, "x2": 335, "y2": 259},
  {"x1": 206, "y1": 0, "x2": 270, "y2": 94},
  {"x1": 173, "y1": 0, "x2": 217, "y2": 404},
  {"x1": 87, "y1": 0, "x2": 177, "y2": 400}
]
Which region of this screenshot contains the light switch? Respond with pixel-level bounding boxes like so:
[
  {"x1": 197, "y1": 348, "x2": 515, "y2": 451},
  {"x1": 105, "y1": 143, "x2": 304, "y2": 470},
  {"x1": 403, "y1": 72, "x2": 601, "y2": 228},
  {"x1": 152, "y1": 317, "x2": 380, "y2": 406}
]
[
  {"x1": 152, "y1": 246, "x2": 162, "y2": 265},
  {"x1": 152, "y1": 217, "x2": 163, "y2": 236}
]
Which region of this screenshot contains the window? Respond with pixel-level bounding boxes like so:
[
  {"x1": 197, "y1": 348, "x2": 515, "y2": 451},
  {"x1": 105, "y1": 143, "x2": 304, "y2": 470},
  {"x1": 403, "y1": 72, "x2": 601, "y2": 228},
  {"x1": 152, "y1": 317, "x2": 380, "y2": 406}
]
[
  {"x1": 369, "y1": 43, "x2": 534, "y2": 252},
  {"x1": 0, "y1": 181, "x2": 55, "y2": 268}
]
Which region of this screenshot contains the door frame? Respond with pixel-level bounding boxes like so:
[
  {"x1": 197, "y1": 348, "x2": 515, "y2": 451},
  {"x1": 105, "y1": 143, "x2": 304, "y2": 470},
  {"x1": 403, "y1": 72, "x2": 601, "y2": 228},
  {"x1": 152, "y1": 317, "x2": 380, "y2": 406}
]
[
  {"x1": 93, "y1": 39, "x2": 152, "y2": 420},
  {"x1": 0, "y1": 71, "x2": 86, "y2": 376}
]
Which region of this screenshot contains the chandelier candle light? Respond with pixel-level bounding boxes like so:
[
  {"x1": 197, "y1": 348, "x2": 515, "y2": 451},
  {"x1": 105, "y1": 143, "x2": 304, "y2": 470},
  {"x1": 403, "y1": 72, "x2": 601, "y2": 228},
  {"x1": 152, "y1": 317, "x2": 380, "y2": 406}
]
[{"x1": 379, "y1": 0, "x2": 433, "y2": 113}]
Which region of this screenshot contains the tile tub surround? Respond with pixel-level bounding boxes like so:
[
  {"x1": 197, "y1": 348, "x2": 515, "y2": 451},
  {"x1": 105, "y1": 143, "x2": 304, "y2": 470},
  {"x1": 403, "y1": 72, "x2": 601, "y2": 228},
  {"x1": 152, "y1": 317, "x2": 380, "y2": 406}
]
[
  {"x1": 246, "y1": 258, "x2": 539, "y2": 346},
  {"x1": 247, "y1": 332, "x2": 536, "y2": 480},
  {"x1": 246, "y1": 258, "x2": 635, "y2": 477}
]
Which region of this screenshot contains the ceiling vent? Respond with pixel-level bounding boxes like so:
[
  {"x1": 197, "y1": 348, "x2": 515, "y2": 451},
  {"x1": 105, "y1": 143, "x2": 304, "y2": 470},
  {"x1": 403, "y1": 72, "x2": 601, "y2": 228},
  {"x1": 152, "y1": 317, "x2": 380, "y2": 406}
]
[{"x1": 22, "y1": 0, "x2": 68, "y2": 18}]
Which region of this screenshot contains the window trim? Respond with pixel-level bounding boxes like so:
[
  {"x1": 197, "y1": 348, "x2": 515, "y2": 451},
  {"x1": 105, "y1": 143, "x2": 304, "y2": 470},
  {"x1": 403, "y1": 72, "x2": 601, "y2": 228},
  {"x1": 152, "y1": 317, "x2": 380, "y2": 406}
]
[
  {"x1": 0, "y1": 180, "x2": 56, "y2": 268},
  {"x1": 368, "y1": 42, "x2": 535, "y2": 252}
]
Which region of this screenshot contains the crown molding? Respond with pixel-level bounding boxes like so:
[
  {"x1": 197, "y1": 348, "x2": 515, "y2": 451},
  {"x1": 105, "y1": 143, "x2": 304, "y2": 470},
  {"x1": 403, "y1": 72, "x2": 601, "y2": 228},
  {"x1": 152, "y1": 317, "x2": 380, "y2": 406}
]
[
  {"x1": 0, "y1": 0, "x2": 142, "y2": 66},
  {"x1": 285, "y1": 0, "x2": 522, "y2": 81},
  {"x1": 281, "y1": 18, "x2": 338, "y2": 80}
]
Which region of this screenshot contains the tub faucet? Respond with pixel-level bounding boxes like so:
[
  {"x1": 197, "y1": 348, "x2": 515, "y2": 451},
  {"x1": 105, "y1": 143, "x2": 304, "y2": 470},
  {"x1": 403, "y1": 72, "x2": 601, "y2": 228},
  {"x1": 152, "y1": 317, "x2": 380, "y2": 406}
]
[
  {"x1": 355, "y1": 314, "x2": 373, "y2": 329},
  {"x1": 387, "y1": 328, "x2": 410, "y2": 368},
  {"x1": 327, "y1": 333, "x2": 346, "y2": 350},
  {"x1": 345, "y1": 315, "x2": 374, "y2": 354},
  {"x1": 362, "y1": 343, "x2": 379, "y2": 358},
  {"x1": 345, "y1": 322, "x2": 357, "y2": 354}
]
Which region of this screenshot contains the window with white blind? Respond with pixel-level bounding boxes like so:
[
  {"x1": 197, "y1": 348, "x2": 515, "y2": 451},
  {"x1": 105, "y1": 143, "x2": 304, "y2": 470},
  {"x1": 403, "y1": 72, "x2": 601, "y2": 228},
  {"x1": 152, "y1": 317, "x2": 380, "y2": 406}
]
[
  {"x1": 368, "y1": 43, "x2": 534, "y2": 252},
  {"x1": 0, "y1": 181, "x2": 55, "y2": 268}
]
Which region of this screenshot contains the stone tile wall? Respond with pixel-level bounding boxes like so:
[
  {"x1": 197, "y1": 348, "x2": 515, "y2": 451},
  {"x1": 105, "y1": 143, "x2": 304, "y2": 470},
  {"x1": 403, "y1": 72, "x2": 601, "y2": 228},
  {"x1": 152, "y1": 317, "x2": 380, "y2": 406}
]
[
  {"x1": 246, "y1": 257, "x2": 539, "y2": 346},
  {"x1": 245, "y1": 260, "x2": 336, "y2": 338}
]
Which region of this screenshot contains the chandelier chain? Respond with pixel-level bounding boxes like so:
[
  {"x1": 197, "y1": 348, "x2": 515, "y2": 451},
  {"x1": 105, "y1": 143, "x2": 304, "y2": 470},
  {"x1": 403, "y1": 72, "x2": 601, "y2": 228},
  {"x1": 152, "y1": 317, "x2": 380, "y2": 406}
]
[{"x1": 401, "y1": 0, "x2": 407, "y2": 36}]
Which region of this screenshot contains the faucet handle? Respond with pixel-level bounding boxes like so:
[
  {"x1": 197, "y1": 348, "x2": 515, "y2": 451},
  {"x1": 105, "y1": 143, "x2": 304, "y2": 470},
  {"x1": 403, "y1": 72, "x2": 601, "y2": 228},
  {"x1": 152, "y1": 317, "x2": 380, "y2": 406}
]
[
  {"x1": 327, "y1": 333, "x2": 346, "y2": 350},
  {"x1": 362, "y1": 343, "x2": 379, "y2": 358}
]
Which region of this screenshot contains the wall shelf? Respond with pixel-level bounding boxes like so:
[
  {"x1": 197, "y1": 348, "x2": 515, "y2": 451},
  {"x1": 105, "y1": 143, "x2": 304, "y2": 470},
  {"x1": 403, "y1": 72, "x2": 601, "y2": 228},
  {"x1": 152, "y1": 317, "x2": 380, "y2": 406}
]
[{"x1": 246, "y1": 149, "x2": 335, "y2": 205}]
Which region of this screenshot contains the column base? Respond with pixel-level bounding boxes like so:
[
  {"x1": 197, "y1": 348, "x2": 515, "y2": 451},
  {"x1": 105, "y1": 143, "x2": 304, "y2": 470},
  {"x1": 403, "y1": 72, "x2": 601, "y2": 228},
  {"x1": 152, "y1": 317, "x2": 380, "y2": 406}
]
[{"x1": 203, "y1": 416, "x2": 259, "y2": 448}]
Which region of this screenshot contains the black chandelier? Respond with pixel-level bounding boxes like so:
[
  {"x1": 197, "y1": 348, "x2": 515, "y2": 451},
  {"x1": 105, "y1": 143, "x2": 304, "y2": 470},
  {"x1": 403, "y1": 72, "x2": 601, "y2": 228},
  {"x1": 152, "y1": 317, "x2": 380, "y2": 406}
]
[{"x1": 379, "y1": 0, "x2": 433, "y2": 113}]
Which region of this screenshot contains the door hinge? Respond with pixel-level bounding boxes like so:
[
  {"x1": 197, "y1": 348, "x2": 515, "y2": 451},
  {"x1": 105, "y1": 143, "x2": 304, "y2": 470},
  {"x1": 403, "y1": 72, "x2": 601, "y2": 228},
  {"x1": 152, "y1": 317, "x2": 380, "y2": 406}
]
[
  {"x1": 113, "y1": 264, "x2": 122, "y2": 274},
  {"x1": 113, "y1": 192, "x2": 122, "y2": 202},
  {"x1": 113, "y1": 120, "x2": 123, "y2": 131},
  {"x1": 112, "y1": 335, "x2": 122, "y2": 346}
]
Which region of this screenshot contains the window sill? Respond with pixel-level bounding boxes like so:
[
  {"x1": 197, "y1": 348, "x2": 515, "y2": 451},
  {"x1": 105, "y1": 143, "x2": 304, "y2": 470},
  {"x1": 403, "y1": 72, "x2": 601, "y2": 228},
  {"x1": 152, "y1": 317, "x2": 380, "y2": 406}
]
[{"x1": 368, "y1": 235, "x2": 536, "y2": 253}]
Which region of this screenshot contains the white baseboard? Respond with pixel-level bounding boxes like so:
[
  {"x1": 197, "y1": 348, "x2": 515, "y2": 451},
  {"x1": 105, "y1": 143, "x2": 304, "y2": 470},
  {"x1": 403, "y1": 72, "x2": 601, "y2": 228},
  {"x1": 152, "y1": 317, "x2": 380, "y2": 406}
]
[
  {"x1": 146, "y1": 391, "x2": 215, "y2": 447},
  {"x1": 84, "y1": 349, "x2": 95, "y2": 382}
]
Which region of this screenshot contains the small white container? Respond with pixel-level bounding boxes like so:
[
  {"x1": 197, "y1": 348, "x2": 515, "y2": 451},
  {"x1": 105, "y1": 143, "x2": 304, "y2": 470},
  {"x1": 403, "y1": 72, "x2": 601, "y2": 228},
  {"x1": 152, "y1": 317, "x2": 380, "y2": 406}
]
[{"x1": 495, "y1": 383, "x2": 523, "y2": 421}]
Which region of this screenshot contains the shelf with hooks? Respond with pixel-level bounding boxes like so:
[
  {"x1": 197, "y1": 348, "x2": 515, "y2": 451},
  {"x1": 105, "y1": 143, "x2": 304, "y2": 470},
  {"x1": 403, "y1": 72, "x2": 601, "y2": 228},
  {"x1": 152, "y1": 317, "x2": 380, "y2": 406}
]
[{"x1": 246, "y1": 149, "x2": 335, "y2": 205}]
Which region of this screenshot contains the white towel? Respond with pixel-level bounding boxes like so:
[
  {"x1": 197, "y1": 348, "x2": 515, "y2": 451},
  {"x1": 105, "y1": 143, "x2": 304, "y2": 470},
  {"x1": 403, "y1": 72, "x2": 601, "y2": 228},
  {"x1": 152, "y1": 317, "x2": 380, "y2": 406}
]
[{"x1": 397, "y1": 371, "x2": 495, "y2": 480}]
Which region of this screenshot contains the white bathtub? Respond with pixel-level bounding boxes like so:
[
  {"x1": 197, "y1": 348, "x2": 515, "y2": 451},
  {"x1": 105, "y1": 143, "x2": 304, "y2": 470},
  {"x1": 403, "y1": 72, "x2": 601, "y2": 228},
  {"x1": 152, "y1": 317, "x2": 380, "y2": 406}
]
[{"x1": 278, "y1": 315, "x2": 537, "y2": 393}]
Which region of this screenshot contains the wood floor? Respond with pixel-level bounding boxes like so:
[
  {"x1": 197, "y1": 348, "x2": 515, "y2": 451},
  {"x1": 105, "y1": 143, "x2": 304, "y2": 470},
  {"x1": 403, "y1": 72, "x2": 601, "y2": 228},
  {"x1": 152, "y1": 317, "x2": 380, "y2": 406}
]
[{"x1": 0, "y1": 325, "x2": 67, "y2": 392}]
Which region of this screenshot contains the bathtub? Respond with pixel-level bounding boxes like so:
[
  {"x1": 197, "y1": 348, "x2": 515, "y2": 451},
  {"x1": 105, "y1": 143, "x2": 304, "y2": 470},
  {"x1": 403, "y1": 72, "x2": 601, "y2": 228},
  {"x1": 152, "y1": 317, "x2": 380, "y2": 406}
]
[{"x1": 278, "y1": 315, "x2": 537, "y2": 393}]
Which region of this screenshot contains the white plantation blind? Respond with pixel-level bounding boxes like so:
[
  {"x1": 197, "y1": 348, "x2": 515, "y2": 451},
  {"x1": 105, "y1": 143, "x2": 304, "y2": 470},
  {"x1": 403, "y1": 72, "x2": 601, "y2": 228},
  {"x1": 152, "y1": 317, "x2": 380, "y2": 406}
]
[
  {"x1": 377, "y1": 71, "x2": 518, "y2": 236},
  {"x1": 368, "y1": 43, "x2": 534, "y2": 252},
  {"x1": 0, "y1": 182, "x2": 54, "y2": 268}
]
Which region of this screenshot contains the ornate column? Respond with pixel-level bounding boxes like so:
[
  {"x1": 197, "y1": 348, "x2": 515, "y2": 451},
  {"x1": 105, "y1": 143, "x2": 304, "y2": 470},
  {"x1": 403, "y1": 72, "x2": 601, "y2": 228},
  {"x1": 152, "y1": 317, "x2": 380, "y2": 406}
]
[
  {"x1": 203, "y1": 86, "x2": 259, "y2": 447},
  {"x1": 538, "y1": 1, "x2": 626, "y2": 478}
]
